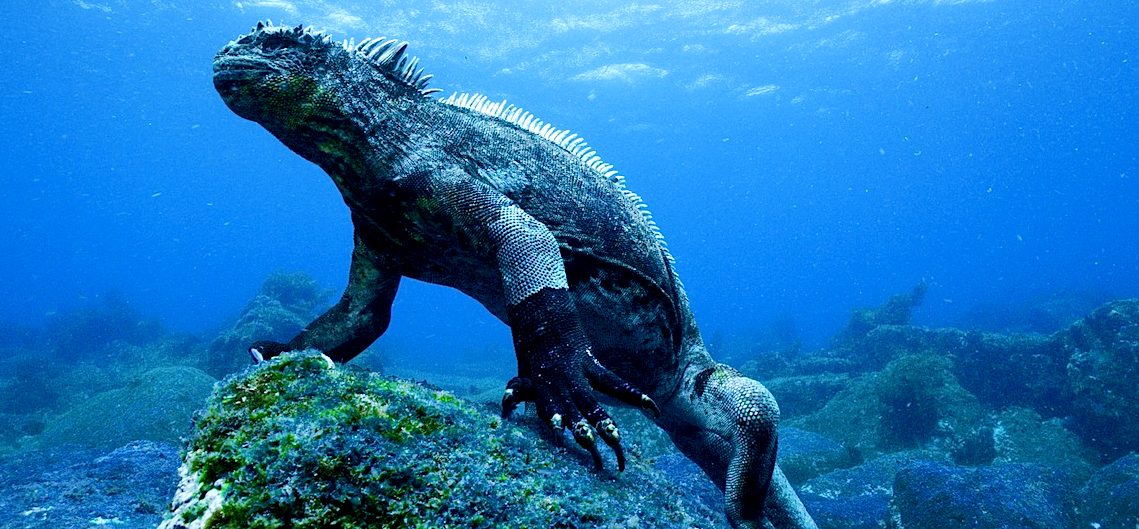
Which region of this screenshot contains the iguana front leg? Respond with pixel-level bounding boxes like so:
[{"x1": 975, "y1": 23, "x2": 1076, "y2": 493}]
[
  {"x1": 435, "y1": 174, "x2": 659, "y2": 470},
  {"x1": 249, "y1": 230, "x2": 400, "y2": 363}
]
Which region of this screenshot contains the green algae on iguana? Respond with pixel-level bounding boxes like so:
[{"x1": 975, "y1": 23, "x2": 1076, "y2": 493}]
[{"x1": 161, "y1": 351, "x2": 727, "y2": 529}]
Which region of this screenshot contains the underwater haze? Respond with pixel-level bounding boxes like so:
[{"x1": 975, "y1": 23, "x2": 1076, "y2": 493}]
[{"x1": 0, "y1": 0, "x2": 1135, "y2": 357}]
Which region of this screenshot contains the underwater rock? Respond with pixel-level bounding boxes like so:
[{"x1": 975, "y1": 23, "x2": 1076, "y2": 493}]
[
  {"x1": 763, "y1": 373, "x2": 851, "y2": 418},
  {"x1": 777, "y1": 427, "x2": 858, "y2": 485},
  {"x1": 799, "y1": 451, "x2": 946, "y2": 529},
  {"x1": 829, "y1": 283, "x2": 927, "y2": 354},
  {"x1": 802, "y1": 493, "x2": 887, "y2": 529},
  {"x1": 739, "y1": 353, "x2": 859, "y2": 381},
  {"x1": 887, "y1": 461, "x2": 1079, "y2": 529},
  {"x1": 847, "y1": 325, "x2": 1068, "y2": 415},
  {"x1": 948, "y1": 329, "x2": 1068, "y2": 416},
  {"x1": 161, "y1": 352, "x2": 729, "y2": 529},
  {"x1": 44, "y1": 291, "x2": 165, "y2": 360},
  {"x1": 989, "y1": 407, "x2": 1095, "y2": 479},
  {"x1": 0, "y1": 413, "x2": 45, "y2": 453},
  {"x1": 653, "y1": 453, "x2": 727, "y2": 524},
  {"x1": 206, "y1": 271, "x2": 332, "y2": 377},
  {"x1": 38, "y1": 366, "x2": 216, "y2": 449},
  {"x1": 791, "y1": 354, "x2": 983, "y2": 456},
  {"x1": 1056, "y1": 299, "x2": 1139, "y2": 458},
  {"x1": 0, "y1": 440, "x2": 180, "y2": 529},
  {"x1": 958, "y1": 291, "x2": 1109, "y2": 334},
  {"x1": 0, "y1": 355, "x2": 68, "y2": 416},
  {"x1": 1076, "y1": 453, "x2": 1139, "y2": 529}
]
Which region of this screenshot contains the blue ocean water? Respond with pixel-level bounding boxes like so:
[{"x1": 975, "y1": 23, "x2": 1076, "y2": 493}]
[{"x1": 0, "y1": 0, "x2": 1135, "y2": 360}]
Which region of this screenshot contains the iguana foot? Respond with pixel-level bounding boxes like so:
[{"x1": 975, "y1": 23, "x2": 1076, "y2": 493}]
[
  {"x1": 248, "y1": 340, "x2": 291, "y2": 363},
  {"x1": 500, "y1": 351, "x2": 658, "y2": 471},
  {"x1": 502, "y1": 287, "x2": 659, "y2": 471}
]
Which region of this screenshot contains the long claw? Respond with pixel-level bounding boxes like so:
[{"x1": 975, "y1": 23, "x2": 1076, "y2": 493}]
[
  {"x1": 571, "y1": 419, "x2": 603, "y2": 469},
  {"x1": 595, "y1": 418, "x2": 625, "y2": 471},
  {"x1": 585, "y1": 361, "x2": 659, "y2": 418},
  {"x1": 249, "y1": 346, "x2": 265, "y2": 363},
  {"x1": 549, "y1": 413, "x2": 565, "y2": 446},
  {"x1": 501, "y1": 377, "x2": 534, "y2": 418},
  {"x1": 640, "y1": 394, "x2": 661, "y2": 419},
  {"x1": 248, "y1": 340, "x2": 289, "y2": 363},
  {"x1": 501, "y1": 388, "x2": 521, "y2": 417}
]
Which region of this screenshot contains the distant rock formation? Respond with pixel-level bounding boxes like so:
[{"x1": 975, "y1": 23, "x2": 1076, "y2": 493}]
[
  {"x1": 205, "y1": 272, "x2": 331, "y2": 376},
  {"x1": 37, "y1": 366, "x2": 215, "y2": 449}
]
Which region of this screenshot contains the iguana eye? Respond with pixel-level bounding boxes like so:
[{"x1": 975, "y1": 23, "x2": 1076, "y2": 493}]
[{"x1": 259, "y1": 34, "x2": 297, "y2": 52}]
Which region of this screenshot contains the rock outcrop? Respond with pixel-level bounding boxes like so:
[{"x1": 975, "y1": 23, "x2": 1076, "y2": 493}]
[{"x1": 161, "y1": 352, "x2": 729, "y2": 529}]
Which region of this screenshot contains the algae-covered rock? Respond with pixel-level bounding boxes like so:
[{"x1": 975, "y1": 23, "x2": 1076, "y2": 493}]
[
  {"x1": 1076, "y1": 453, "x2": 1139, "y2": 529},
  {"x1": 38, "y1": 366, "x2": 216, "y2": 449},
  {"x1": 778, "y1": 427, "x2": 858, "y2": 485},
  {"x1": 161, "y1": 352, "x2": 728, "y2": 529},
  {"x1": 846, "y1": 325, "x2": 1068, "y2": 415},
  {"x1": 948, "y1": 329, "x2": 1067, "y2": 416},
  {"x1": 830, "y1": 283, "x2": 927, "y2": 356},
  {"x1": 763, "y1": 373, "x2": 851, "y2": 418},
  {"x1": 990, "y1": 407, "x2": 1095, "y2": 478},
  {"x1": 1057, "y1": 299, "x2": 1139, "y2": 458},
  {"x1": 44, "y1": 292, "x2": 165, "y2": 360},
  {"x1": 887, "y1": 461, "x2": 1080, "y2": 529},
  {"x1": 792, "y1": 355, "x2": 983, "y2": 456},
  {"x1": 799, "y1": 451, "x2": 947, "y2": 529}
]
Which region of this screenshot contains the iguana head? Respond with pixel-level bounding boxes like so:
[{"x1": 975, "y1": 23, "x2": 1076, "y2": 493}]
[{"x1": 213, "y1": 22, "x2": 438, "y2": 179}]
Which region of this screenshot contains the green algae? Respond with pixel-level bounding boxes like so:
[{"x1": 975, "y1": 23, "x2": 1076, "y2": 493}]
[{"x1": 162, "y1": 351, "x2": 725, "y2": 529}]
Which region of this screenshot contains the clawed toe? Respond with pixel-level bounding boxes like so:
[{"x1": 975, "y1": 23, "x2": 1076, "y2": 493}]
[
  {"x1": 501, "y1": 377, "x2": 534, "y2": 418},
  {"x1": 570, "y1": 419, "x2": 604, "y2": 469},
  {"x1": 249, "y1": 346, "x2": 266, "y2": 363},
  {"x1": 595, "y1": 418, "x2": 625, "y2": 471}
]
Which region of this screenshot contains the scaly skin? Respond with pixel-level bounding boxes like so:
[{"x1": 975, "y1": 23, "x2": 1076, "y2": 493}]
[{"x1": 214, "y1": 23, "x2": 817, "y2": 529}]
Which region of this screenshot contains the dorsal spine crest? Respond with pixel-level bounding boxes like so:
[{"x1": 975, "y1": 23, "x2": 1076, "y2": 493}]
[
  {"x1": 438, "y1": 90, "x2": 674, "y2": 264},
  {"x1": 243, "y1": 21, "x2": 441, "y2": 96}
]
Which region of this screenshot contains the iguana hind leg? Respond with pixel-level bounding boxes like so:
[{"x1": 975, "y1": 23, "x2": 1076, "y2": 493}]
[{"x1": 660, "y1": 363, "x2": 817, "y2": 529}]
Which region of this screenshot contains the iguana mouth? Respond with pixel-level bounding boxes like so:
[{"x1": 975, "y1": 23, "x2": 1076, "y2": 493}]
[
  {"x1": 211, "y1": 59, "x2": 270, "y2": 108},
  {"x1": 212, "y1": 57, "x2": 269, "y2": 83}
]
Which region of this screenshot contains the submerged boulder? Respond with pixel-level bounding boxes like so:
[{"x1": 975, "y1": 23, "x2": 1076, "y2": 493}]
[
  {"x1": 1056, "y1": 299, "x2": 1139, "y2": 458},
  {"x1": 888, "y1": 461, "x2": 1080, "y2": 529},
  {"x1": 777, "y1": 427, "x2": 858, "y2": 485},
  {"x1": 206, "y1": 272, "x2": 332, "y2": 376},
  {"x1": 763, "y1": 373, "x2": 851, "y2": 418},
  {"x1": 830, "y1": 283, "x2": 928, "y2": 358},
  {"x1": 161, "y1": 352, "x2": 728, "y2": 529},
  {"x1": 1076, "y1": 453, "x2": 1139, "y2": 529},
  {"x1": 858, "y1": 326, "x2": 1068, "y2": 416},
  {"x1": 799, "y1": 450, "x2": 946, "y2": 529},
  {"x1": 989, "y1": 407, "x2": 1096, "y2": 478},
  {"x1": 38, "y1": 366, "x2": 216, "y2": 449},
  {"x1": 792, "y1": 354, "x2": 983, "y2": 456}
]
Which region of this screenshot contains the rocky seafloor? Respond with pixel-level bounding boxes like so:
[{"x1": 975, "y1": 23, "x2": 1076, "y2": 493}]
[{"x1": 0, "y1": 276, "x2": 1136, "y2": 528}]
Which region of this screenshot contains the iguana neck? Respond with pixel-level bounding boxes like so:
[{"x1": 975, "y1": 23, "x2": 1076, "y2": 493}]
[{"x1": 281, "y1": 77, "x2": 438, "y2": 200}]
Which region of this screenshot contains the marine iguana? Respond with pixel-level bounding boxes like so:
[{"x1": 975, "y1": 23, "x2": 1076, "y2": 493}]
[{"x1": 213, "y1": 22, "x2": 817, "y2": 529}]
